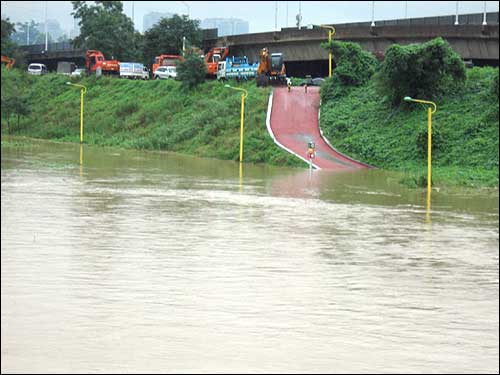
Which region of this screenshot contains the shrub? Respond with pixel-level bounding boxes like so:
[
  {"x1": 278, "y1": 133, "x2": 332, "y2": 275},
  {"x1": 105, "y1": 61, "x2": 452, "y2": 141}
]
[
  {"x1": 375, "y1": 37, "x2": 466, "y2": 106},
  {"x1": 320, "y1": 41, "x2": 378, "y2": 101},
  {"x1": 176, "y1": 49, "x2": 207, "y2": 90}
]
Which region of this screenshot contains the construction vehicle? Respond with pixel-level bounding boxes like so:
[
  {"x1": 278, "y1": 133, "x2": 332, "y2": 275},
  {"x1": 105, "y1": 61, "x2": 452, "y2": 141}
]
[
  {"x1": 119, "y1": 62, "x2": 149, "y2": 80},
  {"x1": 85, "y1": 50, "x2": 120, "y2": 76},
  {"x1": 205, "y1": 46, "x2": 229, "y2": 77},
  {"x1": 256, "y1": 47, "x2": 286, "y2": 87},
  {"x1": 1, "y1": 55, "x2": 16, "y2": 70},
  {"x1": 217, "y1": 56, "x2": 258, "y2": 81},
  {"x1": 152, "y1": 54, "x2": 184, "y2": 76}
]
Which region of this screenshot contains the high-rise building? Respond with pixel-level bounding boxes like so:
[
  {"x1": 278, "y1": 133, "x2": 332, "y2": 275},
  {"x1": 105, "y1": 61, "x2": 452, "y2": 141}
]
[
  {"x1": 69, "y1": 17, "x2": 80, "y2": 39},
  {"x1": 143, "y1": 11, "x2": 174, "y2": 31},
  {"x1": 200, "y1": 18, "x2": 249, "y2": 36},
  {"x1": 39, "y1": 19, "x2": 64, "y2": 41}
]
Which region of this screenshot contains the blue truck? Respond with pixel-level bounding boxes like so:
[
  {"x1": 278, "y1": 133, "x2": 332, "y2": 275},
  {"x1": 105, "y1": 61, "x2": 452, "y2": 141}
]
[{"x1": 216, "y1": 56, "x2": 259, "y2": 81}]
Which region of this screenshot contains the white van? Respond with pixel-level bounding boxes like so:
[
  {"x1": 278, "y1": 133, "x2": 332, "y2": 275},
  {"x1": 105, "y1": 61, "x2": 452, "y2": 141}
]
[{"x1": 28, "y1": 63, "x2": 48, "y2": 75}]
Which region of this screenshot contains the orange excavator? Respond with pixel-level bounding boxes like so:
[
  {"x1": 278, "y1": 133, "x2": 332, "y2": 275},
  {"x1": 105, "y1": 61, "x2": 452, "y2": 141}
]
[
  {"x1": 256, "y1": 47, "x2": 286, "y2": 87},
  {"x1": 152, "y1": 54, "x2": 184, "y2": 76},
  {"x1": 85, "y1": 50, "x2": 120, "y2": 75},
  {"x1": 1, "y1": 55, "x2": 16, "y2": 70},
  {"x1": 204, "y1": 46, "x2": 229, "y2": 77}
]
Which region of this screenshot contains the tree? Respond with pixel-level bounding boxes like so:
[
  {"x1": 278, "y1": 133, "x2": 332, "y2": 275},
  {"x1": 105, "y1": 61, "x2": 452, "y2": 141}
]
[
  {"x1": 320, "y1": 40, "x2": 378, "y2": 101},
  {"x1": 3, "y1": 95, "x2": 31, "y2": 133},
  {"x1": 71, "y1": 1, "x2": 141, "y2": 61},
  {"x1": 176, "y1": 48, "x2": 207, "y2": 89},
  {"x1": 375, "y1": 37, "x2": 466, "y2": 106},
  {"x1": 1, "y1": 17, "x2": 17, "y2": 56},
  {"x1": 143, "y1": 14, "x2": 202, "y2": 64}
]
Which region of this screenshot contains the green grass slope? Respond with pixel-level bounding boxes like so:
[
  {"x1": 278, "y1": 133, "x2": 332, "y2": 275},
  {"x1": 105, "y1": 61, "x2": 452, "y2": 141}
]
[
  {"x1": 320, "y1": 67, "x2": 499, "y2": 187},
  {"x1": 1, "y1": 68, "x2": 303, "y2": 167}
]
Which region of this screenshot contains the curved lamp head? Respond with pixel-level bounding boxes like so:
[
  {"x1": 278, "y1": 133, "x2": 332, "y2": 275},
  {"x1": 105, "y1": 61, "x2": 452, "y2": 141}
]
[{"x1": 404, "y1": 96, "x2": 413, "y2": 102}]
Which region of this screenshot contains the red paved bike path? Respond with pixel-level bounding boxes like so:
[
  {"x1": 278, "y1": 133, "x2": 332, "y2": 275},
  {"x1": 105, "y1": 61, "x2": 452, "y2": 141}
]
[{"x1": 268, "y1": 86, "x2": 371, "y2": 170}]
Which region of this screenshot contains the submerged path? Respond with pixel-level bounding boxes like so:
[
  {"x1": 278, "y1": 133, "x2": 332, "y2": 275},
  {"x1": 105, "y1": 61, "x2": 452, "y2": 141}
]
[{"x1": 266, "y1": 86, "x2": 371, "y2": 170}]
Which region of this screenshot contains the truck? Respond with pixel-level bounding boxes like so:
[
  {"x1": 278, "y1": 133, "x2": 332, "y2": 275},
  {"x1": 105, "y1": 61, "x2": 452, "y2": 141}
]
[
  {"x1": 119, "y1": 62, "x2": 149, "y2": 80},
  {"x1": 85, "y1": 50, "x2": 120, "y2": 76},
  {"x1": 217, "y1": 56, "x2": 259, "y2": 81},
  {"x1": 205, "y1": 46, "x2": 229, "y2": 77},
  {"x1": 152, "y1": 54, "x2": 184, "y2": 76},
  {"x1": 57, "y1": 61, "x2": 76, "y2": 75},
  {"x1": 256, "y1": 47, "x2": 286, "y2": 87}
]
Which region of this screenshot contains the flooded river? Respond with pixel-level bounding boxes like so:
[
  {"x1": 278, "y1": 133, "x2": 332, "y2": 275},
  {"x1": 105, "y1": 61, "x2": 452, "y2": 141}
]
[{"x1": 1, "y1": 139, "x2": 498, "y2": 373}]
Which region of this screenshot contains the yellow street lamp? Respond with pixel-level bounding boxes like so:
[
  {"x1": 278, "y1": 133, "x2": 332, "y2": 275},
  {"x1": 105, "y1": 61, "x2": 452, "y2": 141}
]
[
  {"x1": 404, "y1": 96, "x2": 437, "y2": 222},
  {"x1": 66, "y1": 82, "x2": 87, "y2": 144},
  {"x1": 225, "y1": 84, "x2": 248, "y2": 163},
  {"x1": 319, "y1": 24, "x2": 336, "y2": 78}
]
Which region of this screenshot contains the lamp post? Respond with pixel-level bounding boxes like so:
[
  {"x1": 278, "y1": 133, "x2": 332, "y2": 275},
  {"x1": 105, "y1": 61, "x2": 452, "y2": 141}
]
[
  {"x1": 225, "y1": 84, "x2": 248, "y2": 163},
  {"x1": 482, "y1": 0, "x2": 487, "y2": 26},
  {"x1": 404, "y1": 96, "x2": 437, "y2": 220},
  {"x1": 320, "y1": 24, "x2": 335, "y2": 78},
  {"x1": 181, "y1": 1, "x2": 190, "y2": 17},
  {"x1": 66, "y1": 82, "x2": 87, "y2": 144},
  {"x1": 371, "y1": 1, "x2": 375, "y2": 27}
]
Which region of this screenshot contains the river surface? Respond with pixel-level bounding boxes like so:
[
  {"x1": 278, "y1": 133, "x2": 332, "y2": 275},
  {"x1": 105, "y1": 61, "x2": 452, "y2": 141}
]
[{"x1": 1, "y1": 138, "x2": 498, "y2": 374}]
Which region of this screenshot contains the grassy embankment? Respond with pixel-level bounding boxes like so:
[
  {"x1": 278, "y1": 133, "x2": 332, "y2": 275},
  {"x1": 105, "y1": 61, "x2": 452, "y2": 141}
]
[
  {"x1": 320, "y1": 67, "x2": 499, "y2": 188},
  {"x1": 0, "y1": 68, "x2": 303, "y2": 167},
  {"x1": 2, "y1": 67, "x2": 498, "y2": 188}
]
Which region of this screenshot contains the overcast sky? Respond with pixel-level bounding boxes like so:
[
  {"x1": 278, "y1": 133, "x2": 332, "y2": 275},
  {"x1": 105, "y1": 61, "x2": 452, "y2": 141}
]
[{"x1": 1, "y1": 1, "x2": 498, "y2": 35}]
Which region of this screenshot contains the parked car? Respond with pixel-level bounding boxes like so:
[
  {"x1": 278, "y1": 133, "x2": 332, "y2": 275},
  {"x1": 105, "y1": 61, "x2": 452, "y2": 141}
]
[
  {"x1": 153, "y1": 66, "x2": 177, "y2": 80},
  {"x1": 27, "y1": 63, "x2": 48, "y2": 75},
  {"x1": 71, "y1": 68, "x2": 85, "y2": 77},
  {"x1": 119, "y1": 62, "x2": 149, "y2": 80},
  {"x1": 300, "y1": 76, "x2": 325, "y2": 86}
]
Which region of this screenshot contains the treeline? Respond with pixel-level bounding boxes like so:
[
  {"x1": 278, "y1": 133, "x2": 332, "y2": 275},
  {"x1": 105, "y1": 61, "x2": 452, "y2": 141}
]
[{"x1": 1, "y1": 1, "x2": 203, "y2": 67}]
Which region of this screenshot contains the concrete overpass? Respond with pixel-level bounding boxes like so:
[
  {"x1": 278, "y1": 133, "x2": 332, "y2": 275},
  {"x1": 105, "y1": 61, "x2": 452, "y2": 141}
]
[
  {"x1": 204, "y1": 12, "x2": 499, "y2": 77},
  {"x1": 20, "y1": 42, "x2": 86, "y2": 71},
  {"x1": 20, "y1": 12, "x2": 499, "y2": 76}
]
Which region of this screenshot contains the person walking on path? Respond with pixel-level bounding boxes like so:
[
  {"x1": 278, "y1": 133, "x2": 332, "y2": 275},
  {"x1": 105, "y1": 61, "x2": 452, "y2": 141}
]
[{"x1": 286, "y1": 77, "x2": 292, "y2": 92}]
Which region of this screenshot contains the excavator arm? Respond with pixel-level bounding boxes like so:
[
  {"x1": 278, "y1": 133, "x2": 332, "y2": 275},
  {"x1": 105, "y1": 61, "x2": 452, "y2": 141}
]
[{"x1": 1, "y1": 55, "x2": 16, "y2": 69}]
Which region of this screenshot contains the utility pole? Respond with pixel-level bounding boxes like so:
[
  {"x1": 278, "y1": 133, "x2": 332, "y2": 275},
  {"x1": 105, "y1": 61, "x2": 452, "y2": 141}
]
[
  {"x1": 132, "y1": 1, "x2": 135, "y2": 28},
  {"x1": 482, "y1": 0, "x2": 487, "y2": 25},
  {"x1": 371, "y1": 1, "x2": 375, "y2": 27},
  {"x1": 27, "y1": 21, "x2": 30, "y2": 45},
  {"x1": 286, "y1": 1, "x2": 288, "y2": 27},
  {"x1": 44, "y1": 0, "x2": 48, "y2": 51},
  {"x1": 404, "y1": 1, "x2": 408, "y2": 19},
  {"x1": 275, "y1": 1, "x2": 278, "y2": 31},
  {"x1": 181, "y1": 1, "x2": 190, "y2": 18},
  {"x1": 455, "y1": 1, "x2": 459, "y2": 25},
  {"x1": 297, "y1": 0, "x2": 302, "y2": 29}
]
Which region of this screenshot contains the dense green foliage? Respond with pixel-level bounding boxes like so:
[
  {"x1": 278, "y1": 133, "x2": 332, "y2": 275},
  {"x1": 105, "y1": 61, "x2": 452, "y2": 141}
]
[
  {"x1": 71, "y1": 1, "x2": 143, "y2": 61},
  {"x1": 176, "y1": 49, "x2": 207, "y2": 89},
  {"x1": 320, "y1": 67, "x2": 499, "y2": 187},
  {"x1": 375, "y1": 37, "x2": 466, "y2": 106},
  {"x1": 1, "y1": 17, "x2": 17, "y2": 56},
  {"x1": 492, "y1": 69, "x2": 499, "y2": 99},
  {"x1": 143, "y1": 14, "x2": 202, "y2": 64},
  {"x1": 320, "y1": 40, "x2": 379, "y2": 101},
  {"x1": 0, "y1": 68, "x2": 303, "y2": 167}
]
